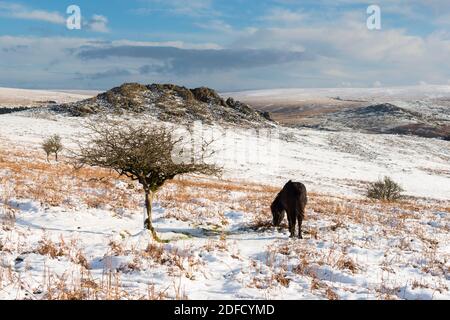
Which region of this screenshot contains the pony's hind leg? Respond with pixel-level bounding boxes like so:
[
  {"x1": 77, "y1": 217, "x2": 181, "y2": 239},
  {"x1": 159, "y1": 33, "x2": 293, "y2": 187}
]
[
  {"x1": 288, "y1": 211, "x2": 296, "y2": 238},
  {"x1": 297, "y1": 215, "x2": 303, "y2": 239}
]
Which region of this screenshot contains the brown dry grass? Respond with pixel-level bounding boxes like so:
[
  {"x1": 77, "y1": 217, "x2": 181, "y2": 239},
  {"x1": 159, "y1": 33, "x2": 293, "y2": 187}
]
[
  {"x1": 0, "y1": 147, "x2": 140, "y2": 211},
  {"x1": 35, "y1": 234, "x2": 90, "y2": 269},
  {"x1": 44, "y1": 268, "x2": 131, "y2": 300}
]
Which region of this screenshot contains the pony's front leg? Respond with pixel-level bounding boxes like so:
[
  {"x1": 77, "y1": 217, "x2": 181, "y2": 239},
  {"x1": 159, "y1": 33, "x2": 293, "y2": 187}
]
[{"x1": 288, "y1": 212, "x2": 296, "y2": 238}]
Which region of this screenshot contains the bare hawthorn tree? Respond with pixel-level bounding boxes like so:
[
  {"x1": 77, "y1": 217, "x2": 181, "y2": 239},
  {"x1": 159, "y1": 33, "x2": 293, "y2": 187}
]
[
  {"x1": 42, "y1": 135, "x2": 63, "y2": 162},
  {"x1": 74, "y1": 120, "x2": 220, "y2": 241}
]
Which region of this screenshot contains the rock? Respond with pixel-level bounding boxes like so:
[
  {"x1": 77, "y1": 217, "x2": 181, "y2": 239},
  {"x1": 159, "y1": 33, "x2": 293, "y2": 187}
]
[
  {"x1": 52, "y1": 83, "x2": 275, "y2": 128},
  {"x1": 191, "y1": 87, "x2": 226, "y2": 107}
]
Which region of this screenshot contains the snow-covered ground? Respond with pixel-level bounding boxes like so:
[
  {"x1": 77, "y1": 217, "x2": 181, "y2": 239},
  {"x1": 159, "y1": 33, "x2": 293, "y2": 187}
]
[{"x1": 0, "y1": 110, "x2": 449, "y2": 300}]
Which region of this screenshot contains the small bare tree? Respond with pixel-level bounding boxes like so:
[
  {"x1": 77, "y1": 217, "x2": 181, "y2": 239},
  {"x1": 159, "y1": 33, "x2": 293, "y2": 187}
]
[
  {"x1": 75, "y1": 121, "x2": 220, "y2": 241},
  {"x1": 42, "y1": 135, "x2": 63, "y2": 162}
]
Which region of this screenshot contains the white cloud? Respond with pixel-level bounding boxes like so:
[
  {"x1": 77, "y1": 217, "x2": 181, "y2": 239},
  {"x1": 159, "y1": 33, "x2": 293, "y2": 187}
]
[
  {"x1": 195, "y1": 20, "x2": 233, "y2": 33},
  {"x1": 261, "y1": 8, "x2": 307, "y2": 25},
  {"x1": 435, "y1": 13, "x2": 450, "y2": 26},
  {"x1": 133, "y1": 0, "x2": 213, "y2": 17},
  {"x1": 86, "y1": 15, "x2": 110, "y2": 33},
  {"x1": 230, "y1": 11, "x2": 450, "y2": 87},
  {"x1": 340, "y1": 81, "x2": 353, "y2": 87},
  {"x1": 0, "y1": 2, "x2": 110, "y2": 33},
  {"x1": 0, "y1": 1, "x2": 65, "y2": 24},
  {"x1": 373, "y1": 81, "x2": 382, "y2": 87},
  {"x1": 0, "y1": 36, "x2": 229, "y2": 89}
]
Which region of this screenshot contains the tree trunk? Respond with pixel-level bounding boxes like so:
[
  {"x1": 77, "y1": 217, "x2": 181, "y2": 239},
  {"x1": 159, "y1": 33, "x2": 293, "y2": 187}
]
[
  {"x1": 55, "y1": 152, "x2": 58, "y2": 162},
  {"x1": 144, "y1": 190, "x2": 161, "y2": 242}
]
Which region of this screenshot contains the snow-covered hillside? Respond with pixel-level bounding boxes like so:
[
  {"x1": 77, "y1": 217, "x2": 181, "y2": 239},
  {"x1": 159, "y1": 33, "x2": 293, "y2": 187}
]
[
  {"x1": 0, "y1": 105, "x2": 449, "y2": 300},
  {"x1": 224, "y1": 85, "x2": 450, "y2": 140},
  {"x1": 2, "y1": 112, "x2": 449, "y2": 199}
]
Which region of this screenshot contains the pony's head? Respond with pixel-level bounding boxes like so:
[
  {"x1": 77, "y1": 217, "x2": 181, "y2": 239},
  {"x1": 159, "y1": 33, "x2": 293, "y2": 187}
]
[{"x1": 271, "y1": 194, "x2": 285, "y2": 226}]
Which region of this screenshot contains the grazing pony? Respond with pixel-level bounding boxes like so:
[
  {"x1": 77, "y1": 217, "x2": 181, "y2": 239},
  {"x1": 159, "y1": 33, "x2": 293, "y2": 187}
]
[{"x1": 271, "y1": 180, "x2": 308, "y2": 239}]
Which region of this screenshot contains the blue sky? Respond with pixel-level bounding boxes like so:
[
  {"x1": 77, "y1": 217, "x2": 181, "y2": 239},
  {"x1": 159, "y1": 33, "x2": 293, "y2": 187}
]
[{"x1": 0, "y1": 0, "x2": 449, "y2": 90}]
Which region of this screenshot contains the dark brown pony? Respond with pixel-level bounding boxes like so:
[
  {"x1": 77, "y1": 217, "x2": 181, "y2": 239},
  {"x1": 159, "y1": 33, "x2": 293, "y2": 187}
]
[{"x1": 271, "y1": 180, "x2": 307, "y2": 239}]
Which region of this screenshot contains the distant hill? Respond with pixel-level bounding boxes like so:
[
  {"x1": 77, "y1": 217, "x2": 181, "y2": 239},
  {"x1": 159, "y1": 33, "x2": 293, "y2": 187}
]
[
  {"x1": 0, "y1": 87, "x2": 96, "y2": 107},
  {"x1": 224, "y1": 86, "x2": 450, "y2": 140},
  {"x1": 52, "y1": 83, "x2": 274, "y2": 127},
  {"x1": 297, "y1": 103, "x2": 450, "y2": 140}
]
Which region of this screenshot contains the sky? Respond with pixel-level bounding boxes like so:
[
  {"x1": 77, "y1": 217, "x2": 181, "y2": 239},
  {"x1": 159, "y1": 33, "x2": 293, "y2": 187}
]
[{"x1": 0, "y1": 0, "x2": 449, "y2": 91}]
